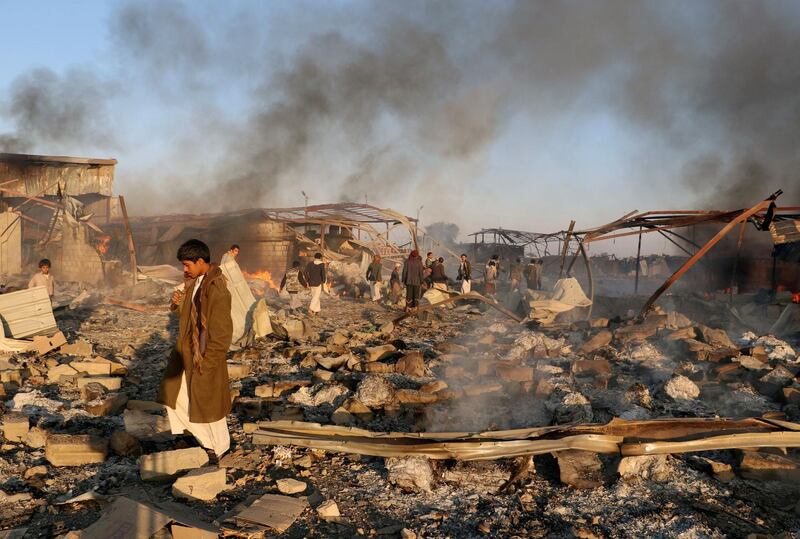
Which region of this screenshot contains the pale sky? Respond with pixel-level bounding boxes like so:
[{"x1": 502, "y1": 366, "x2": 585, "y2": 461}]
[{"x1": 1, "y1": 1, "x2": 797, "y2": 256}]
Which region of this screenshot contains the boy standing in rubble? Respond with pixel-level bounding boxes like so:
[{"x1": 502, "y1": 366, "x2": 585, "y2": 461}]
[
  {"x1": 305, "y1": 253, "x2": 326, "y2": 315},
  {"x1": 159, "y1": 239, "x2": 233, "y2": 461},
  {"x1": 280, "y1": 260, "x2": 308, "y2": 311},
  {"x1": 28, "y1": 258, "x2": 55, "y2": 300}
]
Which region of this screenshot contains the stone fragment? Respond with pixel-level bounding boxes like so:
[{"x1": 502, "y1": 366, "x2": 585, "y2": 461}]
[
  {"x1": 60, "y1": 340, "x2": 93, "y2": 356},
  {"x1": 70, "y1": 361, "x2": 112, "y2": 376},
  {"x1": 315, "y1": 354, "x2": 349, "y2": 371},
  {"x1": 386, "y1": 457, "x2": 434, "y2": 492},
  {"x1": 276, "y1": 478, "x2": 307, "y2": 494},
  {"x1": 737, "y1": 355, "x2": 769, "y2": 371},
  {"x1": 328, "y1": 332, "x2": 349, "y2": 346},
  {"x1": 80, "y1": 382, "x2": 108, "y2": 402},
  {"x1": 172, "y1": 467, "x2": 228, "y2": 501},
  {"x1": 2, "y1": 412, "x2": 29, "y2": 442},
  {"x1": 756, "y1": 366, "x2": 795, "y2": 398},
  {"x1": 47, "y1": 363, "x2": 78, "y2": 383},
  {"x1": 496, "y1": 364, "x2": 535, "y2": 382},
  {"x1": 110, "y1": 430, "x2": 142, "y2": 457},
  {"x1": 23, "y1": 465, "x2": 47, "y2": 480},
  {"x1": 590, "y1": 318, "x2": 609, "y2": 328},
  {"x1": 395, "y1": 351, "x2": 425, "y2": 377},
  {"x1": 698, "y1": 326, "x2": 736, "y2": 349},
  {"x1": 555, "y1": 450, "x2": 604, "y2": 489},
  {"x1": 32, "y1": 331, "x2": 67, "y2": 356},
  {"x1": 783, "y1": 387, "x2": 800, "y2": 405},
  {"x1": 355, "y1": 375, "x2": 395, "y2": 408},
  {"x1": 739, "y1": 450, "x2": 800, "y2": 481},
  {"x1": 76, "y1": 376, "x2": 122, "y2": 391},
  {"x1": 227, "y1": 362, "x2": 250, "y2": 379},
  {"x1": 140, "y1": 447, "x2": 209, "y2": 481},
  {"x1": 363, "y1": 362, "x2": 394, "y2": 374},
  {"x1": 317, "y1": 499, "x2": 340, "y2": 519},
  {"x1": 618, "y1": 455, "x2": 671, "y2": 482},
  {"x1": 580, "y1": 331, "x2": 612, "y2": 354},
  {"x1": 24, "y1": 427, "x2": 48, "y2": 449},
  {"x1": 664, "y1": 375, "x2": 700, "y2": 401},
  {"x1": 364, "y1": 345, "x2": 397, "y2": 363},
  {"x1": 86, "y1": 394, "x2": 129, "y2": 417},
  {"x1": 45, "y1": 435, "x2": 108, "y2": 466},
  {"x1": 313, "y1": 369, "x2": 335, "y2": 382},
  {"x1": 123, "y1": 409, "x2": 172, "y2": 441}
]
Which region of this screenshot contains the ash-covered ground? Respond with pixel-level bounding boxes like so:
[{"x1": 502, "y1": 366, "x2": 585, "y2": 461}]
[{"x1": 1, "y1": 284, "x2": 800, "y2": 538}]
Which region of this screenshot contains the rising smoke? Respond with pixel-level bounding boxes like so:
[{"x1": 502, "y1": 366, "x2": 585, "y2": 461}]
[{"x1": 1, "y1": 0, "x2": 799, "y2": 216}]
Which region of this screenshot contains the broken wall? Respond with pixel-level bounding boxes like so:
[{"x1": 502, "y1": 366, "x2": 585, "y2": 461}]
[
  {"x1": 55, "y1": 220, "x2": 104, "y2": 285},
  {"x1": 0, "y1": 210, "x2": 22, "y2": 278}
]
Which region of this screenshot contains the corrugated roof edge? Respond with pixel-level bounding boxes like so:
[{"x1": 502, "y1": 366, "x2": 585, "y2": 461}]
[{"x1": 0, "y1": 152, "x2": 117, "y2": 166}]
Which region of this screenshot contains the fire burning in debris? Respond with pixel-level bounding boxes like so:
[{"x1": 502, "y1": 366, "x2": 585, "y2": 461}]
[
  {"x1": 792, "y1": 292, "x2": 800, "y2": 304},
  {"x1": 243, "y1": 270, "x2": 279, "y2": 291},
  {"x1": 95, "y1": 235, "x2": 111, "y2": 255}
]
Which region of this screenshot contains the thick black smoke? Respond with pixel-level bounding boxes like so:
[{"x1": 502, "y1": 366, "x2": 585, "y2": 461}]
[{"x1": 2, "y1": 0, "x2": 799, "y2": 216}]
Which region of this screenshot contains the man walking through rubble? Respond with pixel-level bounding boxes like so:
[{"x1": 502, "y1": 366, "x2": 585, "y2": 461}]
[
  {"x1": 305, "y1": 253, "x2": 326, "y2": 316},
  {"x1": 457, "y1": 253, "x2": 472, "y2": 294},
  {"x1": 159, "y1": 239, "x2": 233, "y2": 461},
  {"x1": 280, "y1": 260, "x2": 308, "y2": 312},
  {"x1": 402, "y1": 250, "x2": 425, "y2": 311},
  {"x1": 221, "y1": 244, "x2": 240, "y2": 265},
  {"x1": 431, "y1": 256, "x2": 448, "y2": 291},
  {"x1": 366, "y1": 254, "x2": 384, "y2": 302}
]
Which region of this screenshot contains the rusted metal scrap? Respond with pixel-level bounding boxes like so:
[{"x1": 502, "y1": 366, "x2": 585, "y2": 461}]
[{"x1": 252, "y1": 417, "x2": 800, "y2": 460}]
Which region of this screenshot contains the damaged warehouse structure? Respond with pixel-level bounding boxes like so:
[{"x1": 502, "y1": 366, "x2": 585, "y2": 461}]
[{"x1": 0, "y1": 152, "x2": 799, "y2": 537}]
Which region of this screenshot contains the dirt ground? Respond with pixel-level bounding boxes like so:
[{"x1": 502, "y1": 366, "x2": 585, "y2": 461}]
[{"x1": 1, "y1": 288, "x2": 800, "y2": 538}]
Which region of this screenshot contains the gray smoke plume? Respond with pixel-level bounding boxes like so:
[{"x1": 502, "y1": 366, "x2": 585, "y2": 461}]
[
  {"x1": 0, "y1": 67, "x2": 114, "y2": 154},
  {"x1": 3, "y1": 0, "x2": 800, "y2": 218}
]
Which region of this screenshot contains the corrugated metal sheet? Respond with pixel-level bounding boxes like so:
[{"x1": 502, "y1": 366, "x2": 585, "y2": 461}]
[
  {"x1": 0, "y1": 154, "x2": 114, "y2": 197},
  {"x1": 0, "y1": 286, "x2": 57, "y2": 338},
  {"x1": 770, "y1": 220, "x2": 800, "y2": 245}
]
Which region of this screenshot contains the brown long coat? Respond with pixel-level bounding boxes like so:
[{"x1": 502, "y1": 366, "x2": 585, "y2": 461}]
[{"x1": 158, "y1": 265, "x2": 233, "y2": 423}]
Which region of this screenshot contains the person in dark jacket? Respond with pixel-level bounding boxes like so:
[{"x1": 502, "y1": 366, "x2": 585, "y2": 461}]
[
  {"x1": 280, "y1": 260, "x2": 308, "y2": 311},
  {"x1": 402, "y1": 250, "x2": 425, "y2": 310},
  {"x1": 431, "y1": 257, "x2": 448, "y2": 291},
  {"x1": 526, "y1": 258, "x2": 542, "y2": 291},
  {"x1": 457, "y1": 253, "x2": 472, "y2": 294},
  {"x1": 366, "y1": 254, "x2": 383, "y2": 302},
  {"x1": 305, "y1": 253, "x2": 327, "y2": 315}
]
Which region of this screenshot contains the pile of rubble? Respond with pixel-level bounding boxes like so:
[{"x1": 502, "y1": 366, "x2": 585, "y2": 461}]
[{"x1": 0, "y1": 284, "x2": 799, "y2": 537}]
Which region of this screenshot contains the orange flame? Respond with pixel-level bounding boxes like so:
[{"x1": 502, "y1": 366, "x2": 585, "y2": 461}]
[
  {"x1": 95, "y1": 235, "x2": 111, "y2": 254},
  {"x1": 792, "y1": 292, "x2": 800, "y2": 304},
  {"x1": 243, "y1": 269, "x2": 279, "y2": 291}
]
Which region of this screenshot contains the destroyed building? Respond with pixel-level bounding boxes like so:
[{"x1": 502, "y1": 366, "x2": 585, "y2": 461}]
[{"x1": 0, "y1": 153, "x2": 119, "y2": 284}]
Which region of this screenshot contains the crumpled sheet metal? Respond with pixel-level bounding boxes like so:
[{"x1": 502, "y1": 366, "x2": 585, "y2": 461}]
[{"x1": 252, "y1": 418, "x2": 800, "y2": 460}]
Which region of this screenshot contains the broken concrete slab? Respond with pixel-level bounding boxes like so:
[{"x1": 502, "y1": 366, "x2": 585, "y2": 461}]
[
  {"x1": 32, "y1": 331, "x2": 67, "y2": 356},
  {"x1": 70, "y1": 361, "x2": 112, "y2": 376},
  {"x1": 496, "y1": 364, "x2": 535, "y2": 382},
  {"x1": 24, "y1": 427, "x2": 48, "y2": 449},
  {"x1": 227, "y1": 362, "x2": 250, "y2": 379},
  {"x1": 2, "y1": 412, "x2": 29, "y2": 442},
  {"x1": 580, "y1": 330, "x2": 612, "y2": 354},
  {"x1": 233, "y1": 493, "x2": 308, "y2": 533},
  {"x1": 276, "y1": 477, "x2": 307, "y2": 494},
  {"x1": 45, "y1": 434, "x2": 108, "y2": 466},
  {"x1": 85, "y1": 393, "x2": 128, "y2": 417},
  {"x1": 123, "y1": 408, "x2": 172, "y2": 441},
  {"x1": 386, "y1": 456, "x2": 434, "y2": 492},
  {"x1": 555, "y1": 450, "x2": 604, "y2": 489},
  {"x1": 172, "y1": 466, "x2": 228, "y2": 501},
  {"x1": 395, "y1": 389, "x2": 438, "y2": 405},
  {"x1": 140, "y1": 447, "x2": 210, "y2": 481},
  {"x1": 315, "y1": 354, "x2": 350, "y2": 371},
  {"x1": 110, "y1": 430, "x2": 141, "y2": 457},
  {"x1": 365, "y1": 344, "x2": 397, "y2": 362},
  {"x1": 76, "y1": 376, "x2": 122, "y2": 391},
  {"x1": 756, "y1": 366, "x2": 795, "y2": 398},
  {"x1": 47, "y1": 363, "x2": 78, "y2": 383},
  {"x1": 316, "y1": 499, "x2": 340, "y2": 519},
  {"x1": 59, "y1": 340, "x2": 93, "y2": 357}
]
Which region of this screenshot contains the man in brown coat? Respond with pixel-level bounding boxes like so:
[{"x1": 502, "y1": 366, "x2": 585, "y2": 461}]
[{"x1": 159, "y1": 239, "x2": 233, "y2": 459}]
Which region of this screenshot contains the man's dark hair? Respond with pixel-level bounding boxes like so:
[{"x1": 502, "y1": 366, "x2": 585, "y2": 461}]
[
  {"x1": 177, "y1": 239, "x2": 211, "y2": 263},
  {"x1": 230, "y1": 244, "x2": 240, "y2": 251},
  {"x1": 38, "y1": 258, "x2": 51, "y2": 268},
  {"x1": 460, "y1": 253, "x2": 467, "y2": 258},
  {"x1": 314, "y1": 252, "x2": 323, "y2": 259},
  {"x1": 438, "y1": 257, "x2": 444, "y2": 263},
  {"x1": 491, "y1": 254, "x2": 499, "y2": 260},
  {"x1": 292, "y1": 260, "x2": 300, "y2": 268},
  {"x1": 427, "y1": 252, "x2": 433, "y2": 257}
]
